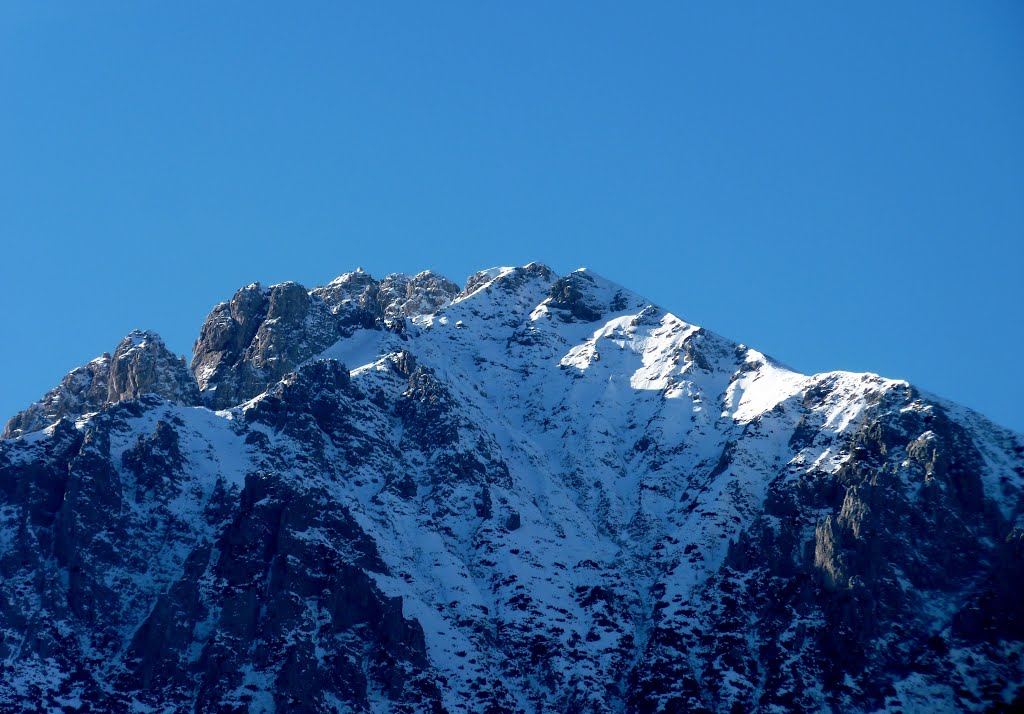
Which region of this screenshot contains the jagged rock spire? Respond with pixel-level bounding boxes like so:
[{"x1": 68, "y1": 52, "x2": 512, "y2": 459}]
[{"x1": 3, "y1": 329, "x2": 199, "y2": 438}]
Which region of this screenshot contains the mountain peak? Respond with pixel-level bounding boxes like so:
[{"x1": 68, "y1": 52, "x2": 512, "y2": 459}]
[
  {"x1": 1, "y1": 263, "x2": 1021, "y2": 712},
  {"x1": 3, "y1": 328, "x2": 199, "y2": 438}
]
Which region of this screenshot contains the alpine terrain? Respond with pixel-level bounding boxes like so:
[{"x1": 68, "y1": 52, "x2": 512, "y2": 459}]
[{"x1": 1, "y1": 263, "x2": 1021, "y2": 713}]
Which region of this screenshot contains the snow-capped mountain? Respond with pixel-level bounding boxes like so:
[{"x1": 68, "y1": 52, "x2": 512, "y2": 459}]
[{"x1": 1, "y1": 263, "x2": 1021, "y2": 713}]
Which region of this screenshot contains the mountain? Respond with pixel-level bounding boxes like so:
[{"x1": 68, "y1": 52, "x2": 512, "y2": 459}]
[{"x1": 1, "y1": 263, "x2": 1021, "y2": 713}]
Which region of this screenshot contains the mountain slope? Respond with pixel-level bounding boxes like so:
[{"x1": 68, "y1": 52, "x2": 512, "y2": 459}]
[{"x1": 1, "y1": 263, "x2": 1021, "y2": 713}]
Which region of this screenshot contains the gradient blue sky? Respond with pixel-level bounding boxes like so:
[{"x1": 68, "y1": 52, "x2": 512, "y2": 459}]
[{"x1": 1, "y1": 3, "x2": 1022, "y2": 430}]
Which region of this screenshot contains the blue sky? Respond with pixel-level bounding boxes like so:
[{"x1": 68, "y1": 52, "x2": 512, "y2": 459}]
[{"x1": 1, "y1": 3, "x2": 1022, "y2": 430}]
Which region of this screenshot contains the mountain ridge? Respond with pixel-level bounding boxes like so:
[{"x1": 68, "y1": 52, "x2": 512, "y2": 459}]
[{"x1": 1, "y1": 262, "x2": 1021, "y2": 712}]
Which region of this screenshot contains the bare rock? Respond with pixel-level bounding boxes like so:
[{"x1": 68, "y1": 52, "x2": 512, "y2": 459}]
[
  {"x1": 192, "y1": 282, "x2": 342, "y2": 409},
  {"x1": 107, "y1": 330, "x2": 200, "y2": 406},
  {"x1": 4, "y1": 330, "x2": 198, "y2": 438}
]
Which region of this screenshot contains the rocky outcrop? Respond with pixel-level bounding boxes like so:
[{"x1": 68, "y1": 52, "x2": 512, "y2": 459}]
[
  {"x1": 311, "y1": 268, "x2": 382, "y2": 328},
  {"x1": 378, "y1": 271, "x2": 459, "y2": 320},
  {"x1": 3, "y1": 330, "x2": 198, "y2": 438},
  {"x1": 547, "y1": 270, "x2": 606, "y2": 322},
  {"x1": 462, "y1": 262, "x2": 557, "y2": 299},
  {"x1": 107, "y1": 330, "x2": 201, "y2": 406},
  {"x1": 2, "y1": 357, "x2": 110, "y2": 438},
  {"x1": 544, "y1": 268, "x2": 636, "y2": 323},
  {"x1": 191, "y1": 282, "x2": 342, "y2": 409},
  {"x1": 195, "y1": 273, "x2": 459, "y2": 410}
]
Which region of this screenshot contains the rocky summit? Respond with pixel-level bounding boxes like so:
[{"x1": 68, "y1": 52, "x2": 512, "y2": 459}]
[{"x1": 1, "y1": 263, "x2": 1021, "y2": 713}]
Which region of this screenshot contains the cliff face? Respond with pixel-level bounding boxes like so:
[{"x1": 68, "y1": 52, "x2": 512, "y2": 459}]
[
  {"x1": 1, "y1": 264, "x2": 1021, "y2": 712},
  {"x1": 191, "y1": 270, "x2": 459, "y2": 411},
  {"x1": 3, "y1": 330, "x2": 199, "y2": 438}
]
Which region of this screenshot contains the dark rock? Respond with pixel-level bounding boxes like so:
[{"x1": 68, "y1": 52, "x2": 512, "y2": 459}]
[
  {"x1": 462, "y1": 262, "x2": 556, "y2": 298},
  {"x1": 107, "y1": 330, "x2": 201, "y2": 406},
  {"x1": 193, "y1": 282, "x2": 342, "y2": 408},
  {"x1": 547, "y1": 271, "x2": 605, "y2": 323},
  {"x1": 195, "y1": 271, "x2": 460, "y2": 411},
  {"x1": 378, "y1": 271, "x2": 459, "y2": 320},
  {"x1": 2, "y1": 355, "x2": 110, "y2": 437}
]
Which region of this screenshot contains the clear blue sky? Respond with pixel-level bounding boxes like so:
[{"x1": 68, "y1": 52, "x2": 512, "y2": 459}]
[{"x1": 1, "y1": 3, "x2": 1022, "y2": 431}]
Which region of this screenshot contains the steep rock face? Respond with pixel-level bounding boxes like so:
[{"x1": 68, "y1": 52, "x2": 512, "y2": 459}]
[
  {"x1": 3, "y1": 330, "x2": 198, "y2": 438},
  {"x1": 631, "y1": 385, "x2": 1023, "y2": 712},
  {"x1": 1, "y1": 263, "x2": 1022, "y2": 713},
  {"x1": 311, "y1": 268, "x2": 382, "y2": 328},
  {"x1": 195, "y1": 272, "x2": 459, "y2": 410},
  {"x1": 107, "y1": 330, "x2": 201, "y2": 406},
  {"x1": 2, "y1": 357, "x2": 110, "y2": 438},
  {"x1": 191, "y1": 282, "x2": 343, "y2": 409},
  {"x1": 544, "y1": 269, "x2": 627, "y2": 323},
  {"x1": 0, "y1": 376, "x2": 441, "y2": 712},
  {"x1": 378, "y1": 271, "x2": 460, "y2": 320}
]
